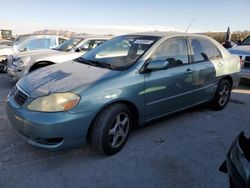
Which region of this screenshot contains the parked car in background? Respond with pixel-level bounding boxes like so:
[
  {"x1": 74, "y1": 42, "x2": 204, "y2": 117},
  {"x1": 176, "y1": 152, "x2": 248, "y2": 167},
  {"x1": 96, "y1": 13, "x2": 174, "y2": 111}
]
[
  {"x1": 0, "y1": 34, "x2": 67, "y2": 72},
  {"x1": 6, "y1": 32, "x2": 240, "y2": 155},
  {"x1": 219, "y1": 132, "x2": 250, "y2": 188},
  {"x1": 6, "y1": 36, "x2": 110, "y2": 81},
  {"x1": 222, "y1": 41, "x2": 236, "y2": 49},
  {"x1": 0, "y1": 29, "x2": 13, "y2": 40},
  {"x1": 229, "y1": 35, "x2": 250, "y2": 80},
  {"x1": 0, "y1": 39, "x2": 13, "y2": 46}
]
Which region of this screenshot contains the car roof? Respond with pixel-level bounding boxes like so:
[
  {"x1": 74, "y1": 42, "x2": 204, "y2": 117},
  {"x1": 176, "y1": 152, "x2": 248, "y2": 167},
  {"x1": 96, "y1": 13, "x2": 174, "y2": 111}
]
[
  {"x1": 71, "y1": 35, "x2": 112, "y2": 40},
  {"x1": 128, "y1": 31, "x2": 207, "y2": 38}
]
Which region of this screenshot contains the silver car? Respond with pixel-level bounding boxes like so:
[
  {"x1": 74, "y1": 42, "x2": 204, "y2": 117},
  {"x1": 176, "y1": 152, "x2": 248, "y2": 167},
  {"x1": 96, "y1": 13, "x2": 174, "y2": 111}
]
[
  {"x1": 0, "y1": 34, "x2": 68, "y2": 72},
  {"x1": 7, "y1": 36, "x2": 110, "y2": 81},
  {"x1": 228, "y1": 35, "x2": 250, "y2": 80}
]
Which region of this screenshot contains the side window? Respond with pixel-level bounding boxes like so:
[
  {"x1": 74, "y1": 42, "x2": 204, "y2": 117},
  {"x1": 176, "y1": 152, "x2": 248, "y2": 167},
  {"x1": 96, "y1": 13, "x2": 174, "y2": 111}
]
[
  {"x1": 79, "y1": 40, "x2": 91, "y2": 50},
  {"x1": 26, "y1": 38, "x2": 50, "y2": 50},
  {"x1": 190, "y1": 37, "x2": 221, "y2": 62},
  {"x1": 59, "y1": 38, "x2": 67, "y2": 45},
  {"x1": 213, "y1": 45, "x2": 222, "y2": 59},
  {"x1": 151, "y1": 37, "x2": 189, "y2": 67},
  {"x1": 90, "y1": 40, "x2": 106, "y2": 49},
  {"x1": 49, "y1": 37, "x2": 57, "y2": 48},
  {"x1": 80, "y1": 40, "x2": 105, "y2": 51}
]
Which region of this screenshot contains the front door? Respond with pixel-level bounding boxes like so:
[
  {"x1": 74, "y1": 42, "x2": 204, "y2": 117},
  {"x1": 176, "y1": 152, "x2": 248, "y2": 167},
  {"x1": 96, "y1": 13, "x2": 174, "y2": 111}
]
[{"x1": 144, "y1": 37, "x2": 194, "y2": 121}]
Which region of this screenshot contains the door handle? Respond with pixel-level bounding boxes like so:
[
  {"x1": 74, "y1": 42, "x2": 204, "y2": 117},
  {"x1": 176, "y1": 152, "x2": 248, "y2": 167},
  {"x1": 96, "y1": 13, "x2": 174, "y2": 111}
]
[{"x1": 185, "y1": 68, "x2": 193, "y2": 74}]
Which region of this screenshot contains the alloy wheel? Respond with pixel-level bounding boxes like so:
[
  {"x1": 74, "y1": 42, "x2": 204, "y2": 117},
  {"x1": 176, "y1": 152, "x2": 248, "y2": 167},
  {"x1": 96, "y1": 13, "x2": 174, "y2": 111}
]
[
  {"x1": 218, "y1": 84, "x2": 230, "y2": 106},
  {"x1": 108, "y1": 112, "x2": 129, "y2": 148}
]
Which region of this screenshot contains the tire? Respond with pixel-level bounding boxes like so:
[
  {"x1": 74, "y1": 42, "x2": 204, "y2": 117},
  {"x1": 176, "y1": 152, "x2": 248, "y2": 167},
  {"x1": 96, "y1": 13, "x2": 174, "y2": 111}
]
[
  {"x1": 90, "y1": 104, "x2": 132, "y2": 156},
  {"x1": 229, "y1": 177, "x2": 236, "y2": 188},
  {"x1": 211, "y1": 79, "x2": 231, "y2": 110},
  {"x1": 0, "y1": 58, "x2": 7, "y2": 73}
]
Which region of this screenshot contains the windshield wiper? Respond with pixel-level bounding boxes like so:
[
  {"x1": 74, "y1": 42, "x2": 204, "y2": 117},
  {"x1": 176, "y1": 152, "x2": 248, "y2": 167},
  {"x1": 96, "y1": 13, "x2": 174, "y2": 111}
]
[{"x1": 77, "y1": 58, "x2": 113, "y2": 70}]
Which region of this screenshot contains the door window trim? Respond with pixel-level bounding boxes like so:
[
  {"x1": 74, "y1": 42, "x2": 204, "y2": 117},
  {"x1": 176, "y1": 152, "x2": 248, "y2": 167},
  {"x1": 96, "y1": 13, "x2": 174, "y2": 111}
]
[
  {"x1": 188, "y1": 36, "x2": 223, "y2": 64},
  {"x1": 140, "y1": 36, "x2": 191, "y2": 73}
]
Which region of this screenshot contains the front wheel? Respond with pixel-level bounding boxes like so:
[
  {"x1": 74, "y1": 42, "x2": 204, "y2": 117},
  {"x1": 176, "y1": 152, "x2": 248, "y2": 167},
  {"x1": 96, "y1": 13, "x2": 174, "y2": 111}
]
[
  {"x1": 90, "y1": 104, "x2": 131, "y2": 155},
  {"x1": 211, "y1": 79, "x2": 231, "y2": 110}
]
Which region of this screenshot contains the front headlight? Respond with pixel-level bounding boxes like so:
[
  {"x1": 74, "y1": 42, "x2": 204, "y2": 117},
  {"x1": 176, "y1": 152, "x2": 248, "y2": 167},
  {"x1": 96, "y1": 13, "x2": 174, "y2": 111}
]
[{"x1": 28, "y1": 93, "x2": 80, "y2": 112}]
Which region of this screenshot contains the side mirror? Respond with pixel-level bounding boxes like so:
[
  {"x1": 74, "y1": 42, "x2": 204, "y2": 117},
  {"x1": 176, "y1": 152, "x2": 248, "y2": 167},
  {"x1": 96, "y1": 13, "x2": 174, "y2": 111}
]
[
  {"x1": 237, "y1": 40, "x2": 242, "y2": 45},
  {"x1": 147, "y1": 60, "x2": 169, "y2": 71}
]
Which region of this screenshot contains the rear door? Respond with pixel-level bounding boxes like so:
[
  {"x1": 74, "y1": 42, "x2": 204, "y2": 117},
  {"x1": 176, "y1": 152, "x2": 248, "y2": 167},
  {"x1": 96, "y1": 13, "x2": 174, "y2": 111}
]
[
  {"x1": 189, "y1": 37, "x2": 219, "y2": 104},
  {"x1": 144, "y1": 37, "x2": 194, "y2": 120}
]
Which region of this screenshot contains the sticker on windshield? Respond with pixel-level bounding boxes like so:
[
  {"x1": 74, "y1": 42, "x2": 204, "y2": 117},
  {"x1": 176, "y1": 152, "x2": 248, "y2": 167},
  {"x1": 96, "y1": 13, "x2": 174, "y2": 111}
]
[{"x1": 133, "y1": 39, "x2": 154, "y2": 45}]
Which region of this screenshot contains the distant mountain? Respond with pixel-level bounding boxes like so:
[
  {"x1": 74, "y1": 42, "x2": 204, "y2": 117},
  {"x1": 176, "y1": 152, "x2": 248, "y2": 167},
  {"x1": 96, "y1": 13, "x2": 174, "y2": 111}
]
[{"x1": 33, "y1": 29, "x2": 89, "y2": 37}]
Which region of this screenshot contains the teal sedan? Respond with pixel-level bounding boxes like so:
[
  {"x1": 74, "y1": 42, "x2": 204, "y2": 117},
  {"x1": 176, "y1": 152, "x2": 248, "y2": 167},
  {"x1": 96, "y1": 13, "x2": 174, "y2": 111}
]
[{"x1": 6, "y1": 32, "x2": 241, "y2": 155}]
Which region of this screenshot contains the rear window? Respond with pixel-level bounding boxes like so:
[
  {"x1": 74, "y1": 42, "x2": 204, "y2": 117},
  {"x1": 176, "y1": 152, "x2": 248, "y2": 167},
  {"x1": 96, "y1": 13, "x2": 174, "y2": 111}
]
[{"x1": 190, "y1": 37, "x2": 222, "y2": 62}]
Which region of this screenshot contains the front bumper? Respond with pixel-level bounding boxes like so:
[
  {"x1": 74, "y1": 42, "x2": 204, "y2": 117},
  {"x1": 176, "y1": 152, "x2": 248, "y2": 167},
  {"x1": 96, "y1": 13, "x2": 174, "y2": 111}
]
[
  {"x1": 7, "y1": 65, "x2": 23, "y2": 82},
  {"x1": 6, "y1": 94, "x2": 95, "y2": 150}
]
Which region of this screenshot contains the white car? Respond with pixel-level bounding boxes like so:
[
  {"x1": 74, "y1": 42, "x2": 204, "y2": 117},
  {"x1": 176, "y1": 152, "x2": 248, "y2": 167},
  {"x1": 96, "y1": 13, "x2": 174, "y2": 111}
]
[
  {"x1": 0, "y1": 35, "x2": 67, "y2": 71},
  {"x1": 228, "y1": 35, "x2": 250, "y2": 80},
  {"x1": 7, "y1": 36, "x2": 110, "y2": 81}
]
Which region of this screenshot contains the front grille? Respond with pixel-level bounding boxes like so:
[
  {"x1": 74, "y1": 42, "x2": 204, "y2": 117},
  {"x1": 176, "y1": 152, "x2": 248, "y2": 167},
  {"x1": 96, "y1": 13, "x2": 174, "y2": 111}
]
[{"x1": 12, "y1": 86, "x2": 29, "y2": 105}]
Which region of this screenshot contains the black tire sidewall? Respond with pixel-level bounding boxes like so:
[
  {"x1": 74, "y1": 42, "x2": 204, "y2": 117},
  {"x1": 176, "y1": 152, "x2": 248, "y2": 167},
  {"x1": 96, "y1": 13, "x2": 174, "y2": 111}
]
[
  {"x1": 92, "y1": 104, "x2": 132, "y2": 155},
  {"x1": 213, "y1": 79, "x2": 231, "y2": 110}
]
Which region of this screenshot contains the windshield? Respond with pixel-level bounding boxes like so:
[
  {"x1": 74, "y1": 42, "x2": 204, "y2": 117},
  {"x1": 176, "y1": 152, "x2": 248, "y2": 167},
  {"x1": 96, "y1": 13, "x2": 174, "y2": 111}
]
[
  {"x1": 53, "y1": 38, "x2": 82, "y2": 51},
  {"x1": 13, "y1": 35, "x2": 30, "y2": 46},
  {"x1": 78, "y1": 35, "x2": 159, "y2": 70},
  {"x1": 240, "y1": 35, "x2": 250, "y2": 45}
]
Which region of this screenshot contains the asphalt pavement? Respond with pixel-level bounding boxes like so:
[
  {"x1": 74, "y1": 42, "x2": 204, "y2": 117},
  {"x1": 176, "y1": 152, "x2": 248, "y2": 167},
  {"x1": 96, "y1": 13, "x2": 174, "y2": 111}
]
[{"x1": 0, "y1": 73, "x2": 250, "y2": 188}]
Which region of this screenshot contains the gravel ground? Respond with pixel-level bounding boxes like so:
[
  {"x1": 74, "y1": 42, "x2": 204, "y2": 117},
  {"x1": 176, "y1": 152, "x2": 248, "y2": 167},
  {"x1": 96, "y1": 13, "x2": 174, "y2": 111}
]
[{"x1": 0, "y1": 73, "x2": 250, "y2": 188}]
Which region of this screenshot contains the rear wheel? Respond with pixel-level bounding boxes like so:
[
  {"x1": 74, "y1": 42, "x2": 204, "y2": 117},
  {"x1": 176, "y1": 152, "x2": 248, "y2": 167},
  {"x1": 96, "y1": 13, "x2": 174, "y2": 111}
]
[
  {"x1": 211, "y1": 79, "x2": 231, "y2": 110},
  {"x1": 90, "y1": 104, "x2": 131, "y2": 155}
]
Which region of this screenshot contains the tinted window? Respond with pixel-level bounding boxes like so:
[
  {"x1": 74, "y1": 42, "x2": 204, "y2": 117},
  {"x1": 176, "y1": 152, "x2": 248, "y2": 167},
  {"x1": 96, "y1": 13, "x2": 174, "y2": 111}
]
[
  {"x1": 190, "y1": 37, "x2": 221, "y2": 62},
  {"x1": 151, "y1": 37, "x2": 189, "y2": 67}
]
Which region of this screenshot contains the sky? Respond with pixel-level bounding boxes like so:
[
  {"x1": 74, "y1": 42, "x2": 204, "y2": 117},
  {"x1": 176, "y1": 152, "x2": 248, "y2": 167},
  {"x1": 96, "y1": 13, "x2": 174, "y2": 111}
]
[{"x1": 0, "y1": 0, "x2": 249, "y2": 35}]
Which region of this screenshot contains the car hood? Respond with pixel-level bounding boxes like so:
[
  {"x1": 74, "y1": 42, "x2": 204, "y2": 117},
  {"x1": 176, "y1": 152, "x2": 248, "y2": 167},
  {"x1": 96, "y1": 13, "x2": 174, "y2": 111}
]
[
  {"x1": 17, "y1": 61, "x2": 118, "y2": 98},
  {"x1": 229, "y1": 45, "x2": 250, "y2": 56},
  {"x1": 0, "y1": 45, "x2": 13, "y2": 51},
  {"x1": 12, "y1": 49, "x2": 59, "y2": 58}
]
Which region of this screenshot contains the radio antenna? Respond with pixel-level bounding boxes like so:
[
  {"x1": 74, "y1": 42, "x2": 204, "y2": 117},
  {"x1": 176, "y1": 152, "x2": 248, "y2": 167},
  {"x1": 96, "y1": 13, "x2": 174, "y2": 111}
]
[{"x1": 185, "y1": 18, "x2": 195, "y2": 33}]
